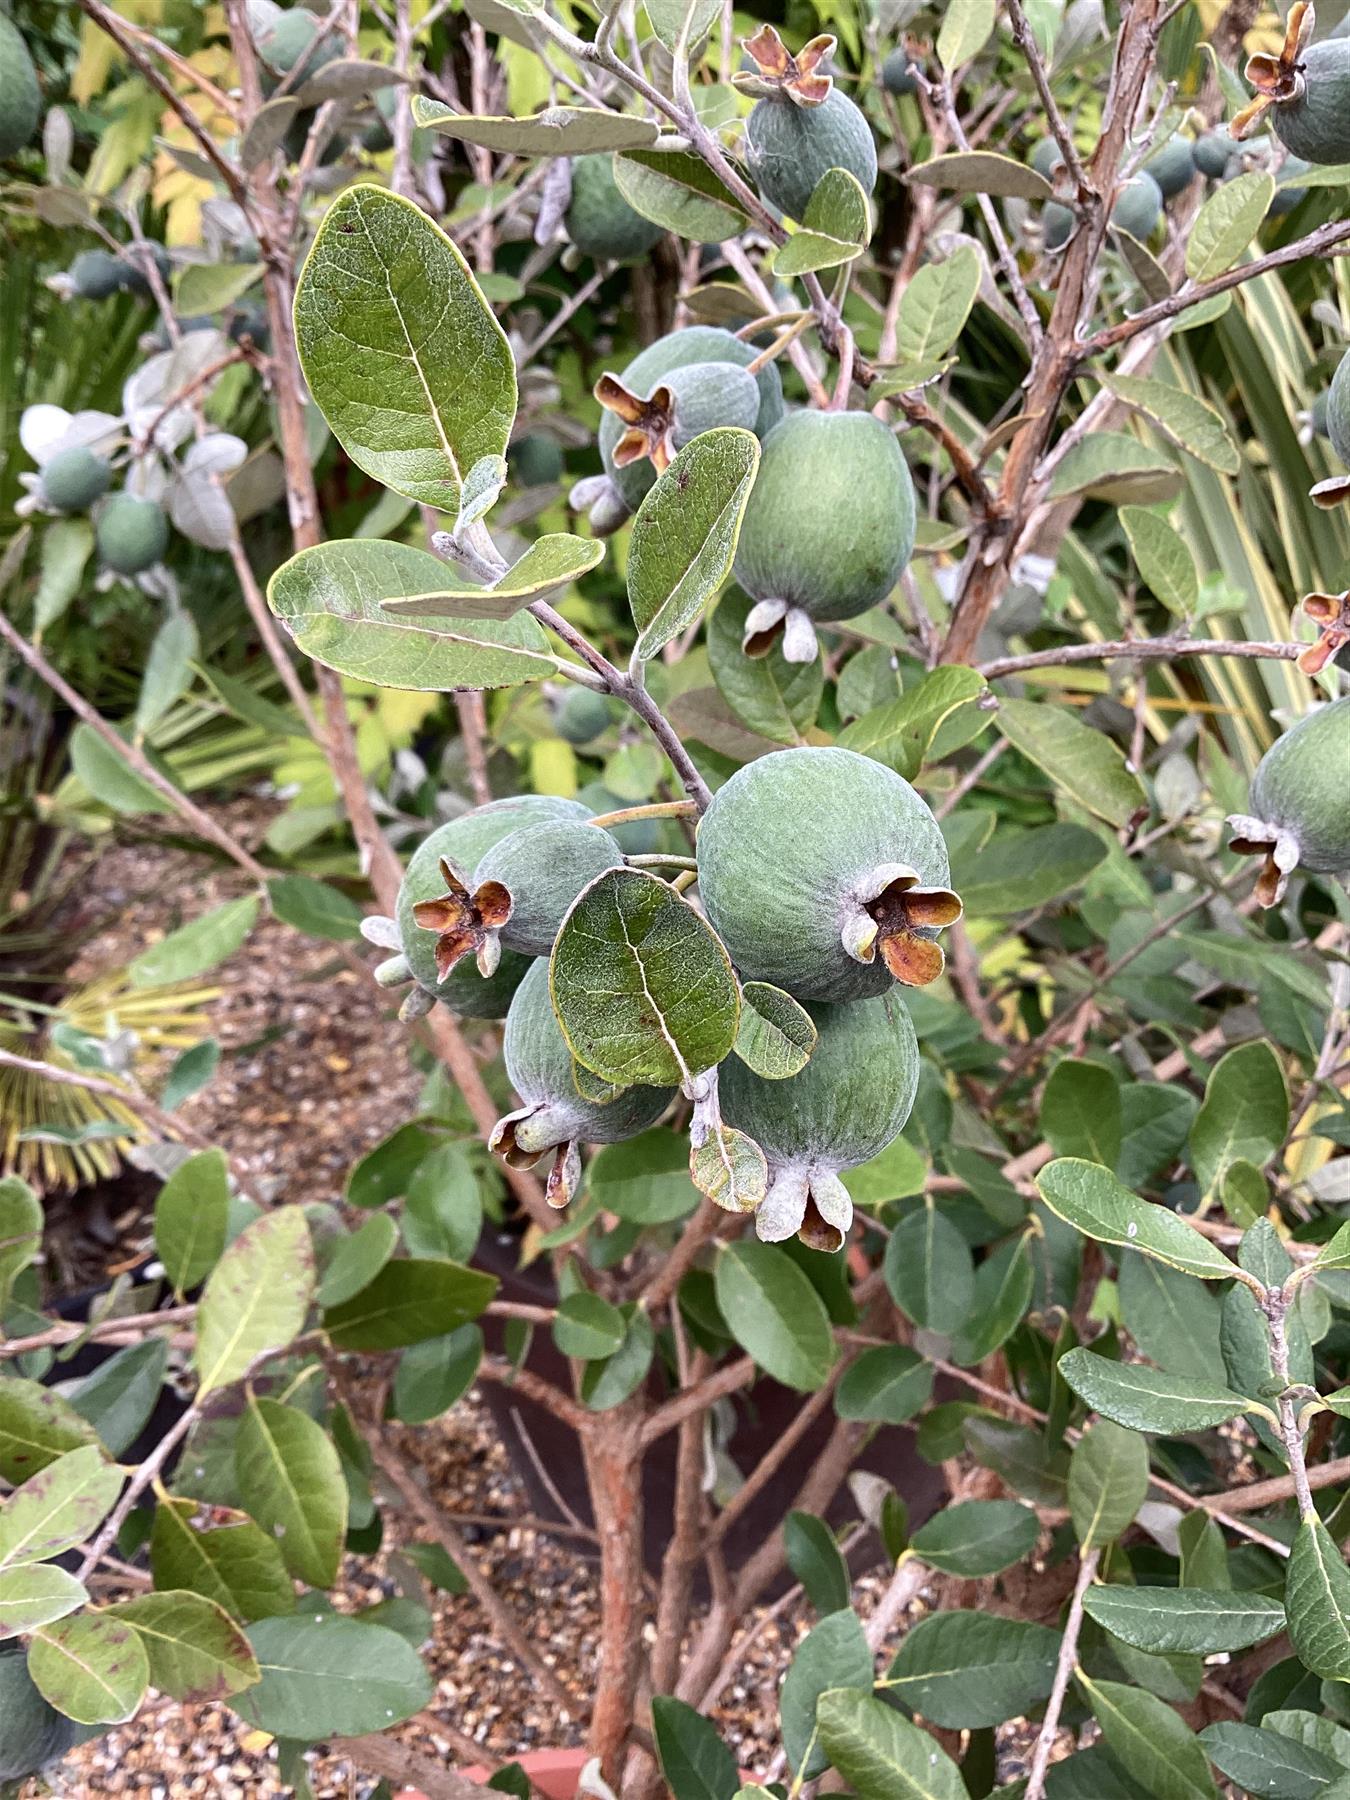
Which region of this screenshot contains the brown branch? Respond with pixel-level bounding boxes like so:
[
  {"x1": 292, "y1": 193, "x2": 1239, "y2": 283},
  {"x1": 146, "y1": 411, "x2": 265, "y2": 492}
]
[
  {"x1": 0, "y1": 1304, "x2": 196, "y2": 1361},
  {"x1": 1199, "y1": 1450, "x2": 1350, "y2": 1515},
  {"x1": 1025, "y1": 1546, "x2": 1099, "y2": 1800},
  {"x1": 332, "y1": 1737, "x2": 487, "y2": 1800},
  {"x1": 476, "y1": 1356, "x2": 591, "y2": 1432},
  {"x1": 579, "y1": 1404, "x2": 648, "y2": 1783},
  {"x1": 640, "y1": 1354, "x2": 754, "y2": 1447}
]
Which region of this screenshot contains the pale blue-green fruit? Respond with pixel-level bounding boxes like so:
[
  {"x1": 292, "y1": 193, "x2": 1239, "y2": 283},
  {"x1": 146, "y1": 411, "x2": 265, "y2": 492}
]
[
  {"x1": 0, "y1": 13, "x2": 40, "y2": 159},
  {"x1": 565, "y1": 153, "x2": 664, "y2": 262},
  {"x1": 696, "y1": 745, "x2": 954, "y2": 1002},
  {"x1": 69, "y1": 250, "x2": 124, "y2": 299},
  {"x1": 1043, "y1": 200, "x2": 1074, "y2": 250},
  {"x1": 475, "y1": 819, "x2": 625, "y2": 957},
  {"x1": 1271, "y1": 40, "x2": 1350, "y2": 163},
  {"x1": 1031, "y1": 137, "x2": 1064, "y2": 178},
  {"x1": 1228, "y1": 695, "x2": 1350, "y2": 903},
  {"x1": 96, "y1": 496, "x2": 169, "y2": 575},
  {"x1": 1193, "y1": 131, "x2": 1235, "y2": 178},
  {"x1": 609, "y1": 360, "x2": 762, "y2": 512},
  {"x1": 881, "y1": 49, "x2": 919, "y2": 95},
  {"x1": 396, "y1": 796, "x2": 591, "y2": 1015},
  {"x1": 1143, "y1": 134, "x2": 1196, "y2": 198},
  {"x1": 1270, "y1": 156, "x2": 1312, "y2": 214},
  {"x1": 555, "y1": 686, "x2": 612, "y2": 745},
  {"x1": 720, "y1": 990, "x2": 919, "y2": 1250},
  {"x1": 1325, "y1": 350, "x2": 1350, "y2": 464},
  {"x1": 744, "y1": 87, "x2": 877, "y2": 221},
  {"x1": 1109, "y1": 171, "x2": 1163, "y2": 239},
  {"x1": 41, "y1": 447, "x2": 112, "y2": 513}
]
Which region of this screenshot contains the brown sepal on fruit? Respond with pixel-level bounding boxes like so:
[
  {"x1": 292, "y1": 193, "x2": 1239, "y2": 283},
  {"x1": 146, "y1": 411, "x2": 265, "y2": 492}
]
[
  {"x1": 595, "y1": 373, "x2": 678, "y2": 474},
  {"x1": 733, "y1": 24, "x2": 835, "y2": 107},
  {"x1": 412, "y1": 857, "x2": 513, "y2": 980},
  {"x1": 1309, "y1": 474, "x2": 1350, "y2": 509},
  {"x1": 1299, "y1": 591, "x2": 1350, "y2": 673},
  {"x1": 1226, "y1": 815, "x2": 1301, "y2": 907},
  {"x1": 855, "y1": 869, "x2": 963, "y2": 987},
  {"x1": 1233, "y1": 0, "x2": 1314, "y2": 139}
]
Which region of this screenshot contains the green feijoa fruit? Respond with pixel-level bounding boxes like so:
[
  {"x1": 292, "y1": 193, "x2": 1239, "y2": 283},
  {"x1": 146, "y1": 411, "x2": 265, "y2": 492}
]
[
  {"x1": 0, "y1": 14, "x2": 40, "y2": 159},
  {"x1": 719, "y1": 989, "x2": 919, "y2": 1251},
  {"x1": 96, "y1": 496, "x2": 169, "y2": 575},
  {"x1": 731, "y1": 410, "x2": 916, "y2": 664},
  {"x1": 1228, "y1": 695, "x2": 1350, "y2": 905},
  {"x1": 396, "y1": 796, "x2": 591, "y2": 1014},
  {"x1": 598, "y1": 361, "x2": 762, "y2": 512},
  {"x1": 1043, "y1": 200, "x2": 1075, "y2": 250},
  {"x1": 1270, "y1": 38, "x2": 1350, "y2": 163},
  {"x1": 598, "y1": 326, "x2": 784, "y2": 515},
  {"x1": 1193, "y1": 130, "x2": 1236, "y2": 178},
  {"x1": 491, "y1": 960, "x2": 675, "y2": 1206},
  {"x1": 69, "y1": 250, "x2": 125, "y2": 300},
  {"x1": 1270, "y1": 155, "x2": 1312, "y2": 214},
  {"x1": 565, "y1": 153, "x2": 665, "y2": 262},
  {"x1": 41, "y1": 447, "x2": 112, "y2": 514},
  {"x1": 696, "y1": 745, "x2": 961, "y2": 1003},
  {"x1": 510, "y1": 433, "x2": 565, "y2": 489},
  {"x1": 744, "y1": 87, "x2": 877, "y2": 222},
  {"x1": 1143, "y1": 134, "x2": 1196, "y2": 199},
  {"x1": 1109, "y1": 170, "x2": 1164, "y2": 239},
  {"x1": 228, "y1": 303, "x2": 271, "y2": 351},
  {"x1": 555, "y1": 686, "x2": 612, "y2": 745},
  {"x1": 1325, "y1": 351, "x2": 1350, "y2": 465},
  {"x1": 255, "y1": 4, "x2": 341, "y2": 83},
  {"x1": 120, "y1": 242, "x2": 172, "y2": 297},
  {"x1": 881, "y1": 48, "x2": 920, "y2": 96},
  {"x1": 475, "y1": 820, "x2": 625, "y2": 958},
  {"x1": 1031, "y1": 137, "x2": 1064, "y2": 178}
]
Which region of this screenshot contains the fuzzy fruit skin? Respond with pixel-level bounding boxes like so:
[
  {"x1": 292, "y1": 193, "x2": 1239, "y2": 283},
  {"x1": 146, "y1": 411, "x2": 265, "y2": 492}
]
[
  {"x1": 397, "y1": 796, "x2": 591, "y2": 1014},
  {"x1": 1143, "y1": 134, "x2": 1196, "y2": 198},
  {"x1": 500, "y1": 959, "x2": 674, "y2": 1153},
  {"x1": 609, "y1": 361, "x2": 762, "y2": 511},
  {"x1": 555, "y1": 686, "x2": 612, "y2": 745},
  {"x1": 1193, "y1": 131, "x2": 1235, "y2": 178},
  {"x1": 732, "y1": 411, "x2": 916, "y2": 626},
  {"x1": 475, "y1": 820, "x2": 625, "y2": 957},
  {"x1": 69, "y1": 250, "x2": 125, "y2": 300},
  {"x1": 1250, "y1": 695, "x2": 1350, "y2": 874},
  {"x1": 565, "y1": 154, "x2": 664, "y2": 262},
  {"x1": 0, "y1": 14, "x2": 39, "y2": 159},
  {"x1": 1311, "y1": 388, "x2": 1331, "y2": 438},
  {"x1": 1109, "y1": 171, "x2": 1164, "y2": 239},
  {"x1": 1043, "y1": 200, "x2": 1074, "y2": 250},
  {"x1": 744, "y1": 87, "x2": 878, "y2": 221},
  {"x1": 41, "y1": 447, "x2": 112, "y2": 513},
  {"x1": 697, "y1": 746, "x2": 951, "y2": 1002},
  {"x1": 720, "y1": 991, "x2": 919, "y2": 1179},
  {"x1": 599, "y1": 327, "x2": 784, "y2": 514},
  {"x1": 96, "y1": 496, "x2": 169, "y2": 575},
  {"x1": 881, "y1": 49, "x2": 919, "y2": 95},
  {"x1": 1326, "y1": 350, "x2": 1350, "y2": 465},
  {"x1": 511, "y1": 432, "x2": 565, "y2": 488},
  {"x1": 1272, "y1": 40, "x2": 1350, "y2": 162},
  {"x1": 1032, "y1": 137, "x2": 1064, "y2": 178}
]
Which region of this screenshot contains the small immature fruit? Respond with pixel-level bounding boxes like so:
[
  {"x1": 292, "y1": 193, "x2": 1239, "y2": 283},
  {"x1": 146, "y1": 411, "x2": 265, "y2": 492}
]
[
  {"x1": 1032, "y1": 137, "x2": 1064, "y2": 179},
  {"x1": 40, "y1": 447, "x2": 112, "y2": 513},
  {"x1": 69, "y1": 250, "x2": 125, "y2": 300},
  {"x1": 555, "y1": 686, "x2": 612, "y2": 745},
  {"x1": 1270, "y1": 156, "x2": 1312, "y2": 214},
  {"x1": 881, "y1": 48, "x2": 920, "y2": 96},
  {"x1": 732, "y1": 410, "x2": 916, "y2": 663},
  {"x1": 1228, "y1": 695, "x2": 1350, "y2": 905},
  {"x1": 0, "y1": 13, "x2": 40, "y2": 160},
  {"x1": 228, "y1": 303, "x2": 271, "y2": 351},
  {"x1": 473, "y1": 819, "x2": 626, "y2": 958},
  {"x1": 720, "y1": 989, "x2": 919, "y2": 1251},
  {"x1": 511, "y1": 432, "x2": 565, "y2": 489},
  {"x1": 491, "y1": 959, "x2": 675, "y2": 1207},
  {"x1": 1324, "y1": 350, "x2": 1350, "y2": 466},
  {"x1": 120, "y1": 242, "x2": 172, "y2": 297},
  {"x1": 1142, "y1": 134, "x2": 1196, "y2": 199},
  {"x1": 595, "y1": 362, "x2": 761, "y2": 511},
  {"x1": 396, "y1": 795, "x2": 591, "y2": 1016},
  {"x1": 96, "y1": 495, "x2": 169, "y2": 576},
  {"x1": 1310, "y1": 387, "x2": 1331, "y2": 439},
  {"x1": 697, "y1": 745, "x2": 962, "y2": 1002},
  {"x1": 564, "y1": 153, "x2": 664, "y2": 262},
  {"x1": 1109, "y1": 170, "x2": 1164, "y2": 239},
  {"x1": 1042, "y1": 200, "x2": 1074, "y2": 250},
  {"x1": 1193, "y1": 130, "x2": 1236, "y2": 178},
  {"x1": 737, "y1": 24, "x2": 876, "y2": 222}
]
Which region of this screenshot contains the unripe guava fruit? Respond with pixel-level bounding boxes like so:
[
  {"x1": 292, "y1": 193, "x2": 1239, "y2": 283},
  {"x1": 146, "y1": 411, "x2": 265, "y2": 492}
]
[
  {"x1": 1031, "y1": 137, "x2": 1064, "y2": 179},
  {"x1": 1143, "y1": 134, "x2": 1196, "y2": 198},
  {"x1": 1228, "y1": 695, "x2": 1350, "y2": 905},
  {"x1": 1193, "y1": 131, "x2": 1236, "y2": 178},
  {"x1": 731, "y1": 410, "x2": 916, "y2": 663},
  {"x1": 474, "y1": 819, "x2": 625, "y2": 958},
  {"x1": 565, "y1": 153, "x2": 664, "y2": 262},
  {"x1": 720, "y1": 988, "x2": 919, "y2": 1250},
  {"x1": 1270, "y1": 156, "x2": 1312, "y2": 213},
  {"x1": 397, "y1": 796, "x2": 591, "y2": 1015},
  {"x1": 598, "y1": 326, "x2": 784, "y2": 516},
  {"x1": 1043, "y1": 201, "x2": 1074, "y2": 250},
  {"x1": 491, "y1": 959, "x2": 675, "y2": 1205},
  {"x1": 696, "y1": 745, "x2": 961, "y2": 1001},
  {"x1": 1110, "y1": 170, "x2": 1164, "y2": 239},
  {"x1": 555, "y1": 686, "x2": 612, "y2": 744},
  {"x1": 881, "y1": 48, "x2": 919, "y2": 95},
  {"x1": 96, "y1": 495, "x2": 169, "y2": 575},
  {"x1": 0, "y1": 14, "x2": 39, "y2": 159},
  {"x1": 600, "y1": 360, "x2": 762, "y2": 511},
  {"x1": 41, "y1": 447, "x2": 112, "y2": 513},
  {"x1": 511, "y1": 432, "x2": 565, "y2": 488},
  {"x1": 744, "y1": 87, "x2": 878, "y2": 221},
  {"x1": 1269, "y1": 39, "x2": 1350, "y2": 163},
  {"x1": 69, "y1": 250, "x2": 125, "y2": 300}
]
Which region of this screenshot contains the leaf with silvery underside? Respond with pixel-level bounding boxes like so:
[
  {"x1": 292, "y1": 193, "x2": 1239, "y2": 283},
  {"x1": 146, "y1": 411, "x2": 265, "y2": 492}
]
[
  {"x1": 298, "y1": 535, "x2": 598, "y2": 624},
  {"x1": 293, "y1": 184, "x2": 516, "y2": 513},
  {"x1": 1120, "y1": 506, "x2": 1199, "y2": 615},
  {"x1": 690, "y1": 1124, "x2": 768, "y2": 1212},
  {"x1": 268, "y1": 540, "x2": 560, "y2": 692},
  {"x1": 1186, "y1": 173, "x2": 1273, "y2": 281},
  {"x1": 1057, "y1": 1348, "x2": 1251, "y2": 1433},
  {"x1": 1100, "y1": 374, "x2": 1240, "y2": 477},
  {"x1": 129, "y1": 896, "x2": 259, "y2": 988},
  {"x1": 551, "y1": 869, "x2": 740, "y2": 1086},
  {"x1": 1082, "y1": 1585, "x2": 1286, "y2": 1655},
  {"x1": 646, "y1": 0, "x2": 722, "y2": 51},
  {"x1": 629, "y1": 429, "x2": 759, "y2": 660},
  {"x1": 734, "y1": 983, "x2": 816, "y2": 1079},
  {"x1": 409, "y1": 97, "x2": 660, "y2": 154},
  {"x1": 773, "y1": 168, "x2": 871, "y2": 275},
  {"x1": 614, "y1": 148, "x2": 748, "y2": 242},
  {"x1": 894, "y1": 248, "x2": 982, "y2": 363},
  {"x1": 1036, "y1": 1158, "x2": 1237, "y2": 1279},
  {"x1": 0, "y1": 1564, "x2": 87, "y2": 1639},
  {"x1": 294, "y1": 58, "x2": 407, "y2": 105},
  {"x1": 908, "y1": 150, "x2": 1053, "y2": 200},
  {"x1": 938, "y1": 0, "x2": 996, "y2": 72},
  {"x1": 867, "y1": 357, "x2": 956, "y2": 399},
  {"x1": 455, "y1": 454, "x2": 507, "y2": 537}
]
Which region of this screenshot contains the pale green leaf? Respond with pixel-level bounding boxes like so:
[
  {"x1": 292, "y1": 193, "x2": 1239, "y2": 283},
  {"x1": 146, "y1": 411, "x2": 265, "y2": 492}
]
[
  {"x1": 0, "y1": 1446, "x2": 123, "y2": 1571},
  {"x1": 838, "y1": 666, "x2": 986, "y2": 779},
  {"x1": 377, "y1": 535, "x2": 604, "y2": 619},
  {"x1": 105, "y1": 1590, "x2": 259, "y2": 1702},
  {"x1": 1185, "y1": 173, "x2": 1273, "y2": 281},
  {"x1": 1077, "y1": 1672, "x2": 1218, "y2": 1800},
  {"x1": 233, "y1": 1614, "x2": 432, "y2": 1737},
  {"x1": 689, "y1": 1125, "x2": 769, "y2": 1213},
  {"x1": 1069, "y1": 1418, "x2": 1148, "y2": 1548},
  {"x1": 816, "y1": 1688, "x2": 966, "y2": 1800},
  {"x1": 128, "y1": 896, "x2": 259, "y2": 988},
  {"x1": 995, "y1": 699, "x2": 1146, "y2": 827},
  {"x1": 885, "y1": 1611, "x2": 1061, "y2": 1727},
  {"x1": 28, "y1": 1611, "x2": 149, "y2": 1726},
  {"x1": 907, "y1": 151, "x2": 1053, "y2": 200},
  {"x1": 772, "y1": 168, "x2": 871, "y2": 276},
  {"x1": 323, "y1": 1257, "x2": 497, "y2": 1349},
  {"x1": 614, "y1": 147, "x2": 748, "y2": 242},
  {"x1": 938, "y1": 0, "x2": 996, "y2": 71},
  {"x1": 733, "y1": 982, "x2": 816, "y2": 1080},
  {"x1": 236, "y1": 1398, "x2": 347, "y2": 1589},
  {"x1": 1057, "y1": 1348, "x2": 1249, "y2": 1433},
  {"x1": 1082, "y1": 1585, "x2": 1286, "y2": 1654},
  {"x1": 714, "y1": 1241, "x2": 836, "y2": 1391},
  {"x1": 409, "y1": 97, "x2": 660, "y2": 153},
  {"x1": 1048, "y1": 433, "x2": 1182, "y2": 504},
  {"x1": 193, "y1": 1207, "x2": 315, "y2": 1396},
  {"x1": 1120, "y1": 507, "x2": 1199, "y2": 614},
  {"x1": 155, "y1": 1149, "x2": 230, "y2": 1296},
  {"x1": 1101, "y1": 374, "x2": 1241, "y2": 476},
  {"x1": 1036, "y1": 1158, "x2": 1236, "y2": 1279},
  {"x1": 894, "y1": 248, "x2": 982, "y2": 363},
  {"x1": 0, "y1": 1379, "x2": 101, "y2": 1485},
  {"x1": 0, "y1": 1564, "x2": 87, "y2": 1639}
]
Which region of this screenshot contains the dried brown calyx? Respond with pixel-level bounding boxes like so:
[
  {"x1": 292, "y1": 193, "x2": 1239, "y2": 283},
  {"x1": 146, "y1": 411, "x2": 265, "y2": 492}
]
[
  {"x1": 412, "y1": 857, "x2": 513, "y2": 980},
  {"x1": 1233, "y1": 0, "x2": 1313, "y2": 139},
  {"x1": 1299, "y1": 590, "x2": 1350, "y2": 672},
  {"x1": 1226, "y1": 816, "x2": 1301, "y2": 908},
  {"x1": 733, "y1": 23, "x2": 835, "y2": 107},
  {"x1": 594, "y1": 374, "x2": 678, "y2": 474},
  {"x1": 841, "y1": 862, "x2": 964, "y2": 986},
  {"x1": 489, "y1": 1112, "x2": 582, "y2": 1209}
]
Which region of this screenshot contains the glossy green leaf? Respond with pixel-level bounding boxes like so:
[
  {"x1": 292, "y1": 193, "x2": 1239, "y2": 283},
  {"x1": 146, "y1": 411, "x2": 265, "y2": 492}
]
[
  {"x1": 588, "y1": 1130, "x2": 700, "y2": 1224},
  {"x1": 1057, "y1": 1347, "x2": 1249, "y2": 1433},
  {"x1": 839, "y1": 667, "x2": 986, "y2": 779},
  {"x1": 949, "y1": 821, "x2": 1107, "y2": 916},
  {"x1": 1199, "y1": 1720, "x2": 1344, "y2": 1799},
  {"x1": 885, "y1": 1611, "x2": 1061, "y2": 1727},
  {"x1": 1078, "y1": 1671, "x2": 1218, "y2": 1800},
  {"x1": 1041, "y1": 1063, "x2": 1122, "y2": 1173},
  {"x1": 69, "y1": 1337, "x2": 170, "y2": 1459},
  {"x1": 782, "y1": 1609, "x2": 872, "y2": 1778},
  {"x1": 628, "y1": 428, "x2": 760, "y2": 659},
  {"x1": 403, "y1": 1142, "x2": 482, "y2": 1263},
  {"x1": 194, "y1": 1206, "x2": 315, "y2": 1396},
  {"x1": 1036, "y1": 1158, "x2": 1236, "y2": 1279},
  {"x1": 733, "y1": 982, "x2": 816, "y2": 1080},
  {"x1": 714, "y1": 1241, "x2": 836, "y2": 1392},
  {"x1": 392, "y1": 1324, "x2": 483, "y2": 1424},
  {"x1": 883, "y1": 1205, "x2": 975, "y2": 1335},
  {"x1": 1083, "y1": 1585, "x2": 1286, "y2": 1654},
  {"x1": 0, "y1": 1445, "x2": 123, "y2": 1570},
  {"x1": 1185, "y1": 173, "x2": 1273, "y2": 281},
  {"x1": 651, "y1": 1695, "x2": 740, "y2": 1800},
  {"x1": 233, "y1": 1614, "x2": 433, "y2": 1737},
  {"x1": 1069, "y1": 1417, "x2": 1148, "y2": 1548},
  {"x1": 1101, "y1": 374, "x2": 1241, "y2": 476},
  {"x1": 580, "y1": 1304, "x2": 656, "y2": 1410},
  {"x1": 773, "y1": 167, "x2": 871, "y2": 274},
  {"x1": 155, "y1": 1148, "x2": 230, "y2": 1296},
  {"x1": 1120, "y1": 506, "x2": 1199, "y2": 614},
  {"x1": 949, "y1": 1235, "x2": 1035, "y2": 1364},
  {"x1": 323, "y1": 1257, "x2": 497, "y2": 1349},
  {"x1": 317, "y1": 1213, "x2": 399, "y2": 1308},
  {"x1": 294, "y1": 184, "x2": 516, "y2": 512},
  {"x1": 909, "y1": 1499, "x2": 1038, "y2": 1577},
  {"x1": 551, "y1": 868, "x2": 739, "y2": 1085},
  {"x1": 28, "y1": 1611, "x2": 149, "y2": 1726},
  {"x1": 236, "y1": 1398, "x2": 347, "y2": 1589},
  {"x1": 150, "y1": 1498, "x2": 296, "y2": 1624},
  {"x1": 0, "y1": 1564, "x2": 87, "y2": 1639},
  {"x1": 907, "y1": 151, "x2": 1053, "y2": 200},
  {"x1": 1286, "y1": 1515, "x2": 1350, "y2": 1680},
  {"x1": 614, "y1": 147, "x2": 748, "y2": 242},
  {"x1": 894, "y1": 248, "x2": 982, "y2": 363},
  {"x1": 996, "y1": 699, "x2": 1147, "y2": 827},
  {"x1": 783, "y1": 1512, "x2": 851, "y2": 1616},
  {"x1": 1190, "y1": 1042, "x2": 1288, "y2": 1205},
  {"x1": 105, "y1": 1590, "x2": 259, "y2": 1702},
  {"x1": 815, "y1": 1687, "x2": 966, "y2": 1800},
  {"x1": 835, "y1": 1345, "x2": 934, "y2": 1423},
  {"x1": 410, "y1": 97, "x2": 660, "y2": 153},
  {"x1": 0, "y1": 1379, "x2": 101, "y2": 1485},
  {"x1": 128, "y1": 896, "x2": 259, "y2": 988},
  {"x1": 552, "y1": 1290, "x2": 627, "y2": 1360}
]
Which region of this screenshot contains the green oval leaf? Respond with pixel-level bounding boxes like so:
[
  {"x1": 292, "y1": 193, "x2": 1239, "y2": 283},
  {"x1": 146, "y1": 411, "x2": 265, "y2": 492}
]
[
  {"x1": 834, "y1": 1345, "x2": 934, "y2": 1424},
  {"x1": 884, "y1": 1205, "x2": 975, "y2": 1335},
  {"x1": 105, "y1": 1590, "x2": 259, "y2": 1702},
  {"x1": 651, "y1": 1695, "x2": 741, "y2": 1800},
  {"x1": 552, "y1": 1290, "x2": 627, "y2": 1361},
  {"x1": 0, "y1": 1379, "x2": 102, "y2": 1485},
  {"x1": 1082, "y1": 1585, "x2": 1286, "y2": 1655},
  {"x1": 909, "y1": 1499, "x2": 1038, "y2": 1576},
  {"x1": 815, "y1": 1687, "x2": 966, "y2": 1800},
  {"x1": 1100, "y1": 374, "x2": 1241, "y2": 477},
  {"x1": 154, "y1": 1148, "x2": 230, "y2": 1296},
  {"x1": 1036, "y1": 1158, "x2": 1236, "y2": 1279},
  {"x1": 1120, "y1": 506, "x2": 1199, "y2": 615},
  {"x1": 907, "y1": 151, "x2": 1053, "y2": 200},
  {"x1": 194, "y1": 1206, "x2": 315, "y2": 1396},
  {"x1": 150, "y1": 1498, "x2": 296, "y2": 1625},
  {"x1": 938, "y1": 0, "x2": 996, "y2": 70},
  {"x1": 236, "y1": 1398, "x2": 348, "y2": 1589},
  {"x1": 0, "y1": 1445, "x2": 123, "y2": 1571},
  {"x1": 377, "y1": 534, "x2": 605, "y2": 619},
  {"x1": 733, "y1": 982, "x2": 817, "y2": 1080},
  {"x1": 1185, "y1": 172, "x2": 1273, "y2": 282},
  {"x1": 233, "y1": 1614, "x2": 433, "y2": 1737},
  {"x1": 885, "y1": 1611, "x2": 1061, "y2": 1727},
  {"x1": 128, "y1": 896, "x2": 259, "y2": 988},
  {"x1": 0, "y1": 1564, "x2": 87, "y2": 1639},
  {"x1": 713, "y1": 1240, "x2": 836, "y2": 1392},
  {"x1": 410, "y1": 98, "x2": 661, "y2": 154},
  {"x1": 894, "y1": 248, "x2": 982, "y2": 363},
  {"x1": 1069, "y1": 1417, "x2": 1148, "y2": 1549},
  {"x1": 1076, "y1": 1671, "x2": 1218, "y2": 1800},
  {"x1": 773, "y1": 167, "x2": 871, "y2": 276},
  {"x1": 838, "y1": 666, "x2": 986, "y2": 779},
  {"x1": 28, "y1": 1611, "x2": 149, "y2": 1726},
  {"x1": 1286, "y1": 1515, "x2": 1350, "y2": 1681},
  {"x1": 614, "y1": 147, "x2": 749, "y2": 242},
  {"x1": 322, "y1": 1256, "x2": 497, "y2": 1349},
  {"x1": 1057, "y1": 1347, "x2": 1249, "y2": 1433}
]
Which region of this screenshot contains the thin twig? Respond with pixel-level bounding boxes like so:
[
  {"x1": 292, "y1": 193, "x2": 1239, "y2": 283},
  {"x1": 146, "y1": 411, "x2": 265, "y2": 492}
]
[{"x1": 1024, "y1": 1547, "x2": 1098, "y2": 1800}]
